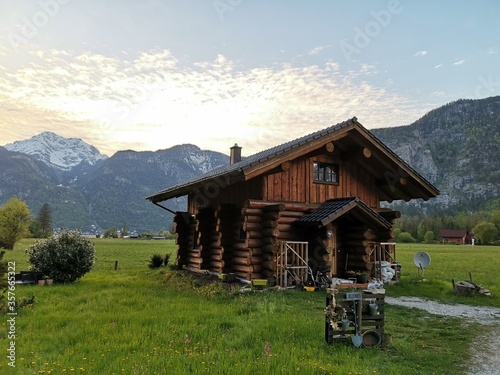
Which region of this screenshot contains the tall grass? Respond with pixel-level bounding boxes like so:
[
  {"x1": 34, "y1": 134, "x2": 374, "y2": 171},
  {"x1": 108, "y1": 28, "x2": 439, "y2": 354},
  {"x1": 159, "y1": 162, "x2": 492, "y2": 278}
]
[
  {"x1": 1, "y1": 239, "x2": 497, "y2": 374},
  {"x1": 388, "y1": 243, "x2": 500, "y2": 307}
]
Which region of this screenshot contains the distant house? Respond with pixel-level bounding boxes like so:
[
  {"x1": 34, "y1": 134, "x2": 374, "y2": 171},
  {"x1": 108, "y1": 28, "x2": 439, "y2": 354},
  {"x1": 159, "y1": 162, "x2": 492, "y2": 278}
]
[
  {"x1": 147, "y1": 117, "x2": 439, "y2": 285},
  {"x1": 439, "y1": 229, "x2": 472, "y2": 245}
]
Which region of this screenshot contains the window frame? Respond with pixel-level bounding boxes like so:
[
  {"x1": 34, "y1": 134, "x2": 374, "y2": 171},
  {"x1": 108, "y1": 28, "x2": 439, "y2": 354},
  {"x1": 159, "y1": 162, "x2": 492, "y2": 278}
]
[{"x1": 313, "y1": 161, "x2": 339, "y2": 185}]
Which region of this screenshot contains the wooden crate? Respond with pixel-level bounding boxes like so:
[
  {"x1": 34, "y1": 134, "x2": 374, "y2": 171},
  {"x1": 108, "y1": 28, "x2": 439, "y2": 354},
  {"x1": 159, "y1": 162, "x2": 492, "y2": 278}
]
[{"x1": 325, "y1": 290, "x2": 385, "y2": 345}]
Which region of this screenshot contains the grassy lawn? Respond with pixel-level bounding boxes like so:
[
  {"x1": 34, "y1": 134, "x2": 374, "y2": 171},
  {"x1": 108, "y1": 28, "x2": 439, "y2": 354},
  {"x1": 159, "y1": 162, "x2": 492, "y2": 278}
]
[
  {"x1": 1, "y1": 239, "x2": 498, "y2": 374},
  {"x1": 388, "y1": 243, "x2": 500, "y2": 307}
]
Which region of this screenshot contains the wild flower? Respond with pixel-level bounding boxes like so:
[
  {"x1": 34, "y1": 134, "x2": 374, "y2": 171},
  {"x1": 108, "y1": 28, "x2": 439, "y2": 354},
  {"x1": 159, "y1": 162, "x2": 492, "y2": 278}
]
[{"x1": 264, "y1": 341, "x2": 271, "y2": 358}]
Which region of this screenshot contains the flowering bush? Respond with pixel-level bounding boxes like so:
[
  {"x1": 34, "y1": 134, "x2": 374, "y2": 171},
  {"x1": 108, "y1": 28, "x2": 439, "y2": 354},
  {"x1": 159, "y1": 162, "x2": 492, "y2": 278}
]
[{"x1": 26, "y1": 231, "x2": 95, "y2": 283}]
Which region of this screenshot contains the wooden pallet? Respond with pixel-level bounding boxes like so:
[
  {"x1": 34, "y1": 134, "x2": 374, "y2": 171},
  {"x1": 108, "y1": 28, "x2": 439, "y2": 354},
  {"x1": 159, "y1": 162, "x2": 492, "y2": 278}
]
[{"x1": 325, "y1": 290, "x2": 385, "y2": 345}]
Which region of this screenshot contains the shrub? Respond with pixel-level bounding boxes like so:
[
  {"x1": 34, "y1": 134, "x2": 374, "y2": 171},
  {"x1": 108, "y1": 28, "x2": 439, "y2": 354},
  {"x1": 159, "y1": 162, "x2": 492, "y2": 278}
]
[
  {"x1": 0, "y1": 251, "x2": 7, "y2": 313},
  {"x1": 149, "y1": 253, "x2": 164, "y2": 268},
  {"x1": 423, "y1": 230, "x2": 435, "y2": 244},
  {"x1": 164, "y1": 253, "x2": 171, "y2": 267},
  {"x1": 398, "y1": 232, "x2": 417, "y2": 243},
  {"x1": 26, "y1": 231, "x2": 95, "y2": 283}
]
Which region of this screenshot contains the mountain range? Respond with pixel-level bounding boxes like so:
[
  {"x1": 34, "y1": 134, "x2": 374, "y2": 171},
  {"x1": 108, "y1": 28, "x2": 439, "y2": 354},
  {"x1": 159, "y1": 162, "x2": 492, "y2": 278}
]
[
  {"x1": 1, "y1": 96, "x2": 499, "y2": 232},
  {"x1": 1, "y1": 134, "x2": 228, "y2": 233}
]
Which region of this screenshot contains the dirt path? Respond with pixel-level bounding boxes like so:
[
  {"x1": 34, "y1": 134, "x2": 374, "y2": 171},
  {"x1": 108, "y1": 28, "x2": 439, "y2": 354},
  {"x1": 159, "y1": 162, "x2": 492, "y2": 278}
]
[{"x1": 386, "y1": 297, "x2": 500, "y2": 375}]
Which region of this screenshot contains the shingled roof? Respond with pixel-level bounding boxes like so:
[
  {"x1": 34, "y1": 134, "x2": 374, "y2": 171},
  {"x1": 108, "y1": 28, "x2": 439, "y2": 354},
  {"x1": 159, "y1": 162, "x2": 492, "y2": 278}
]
[
  {"x1": 146, "y1": 117, "x2": 439, "y2": 203},
  {"x1": 439, "y1": 229, "x2": 469, "y2": 238},
  {"x1": 295, "y1": 197, "x2": 391, "y2": 229}
]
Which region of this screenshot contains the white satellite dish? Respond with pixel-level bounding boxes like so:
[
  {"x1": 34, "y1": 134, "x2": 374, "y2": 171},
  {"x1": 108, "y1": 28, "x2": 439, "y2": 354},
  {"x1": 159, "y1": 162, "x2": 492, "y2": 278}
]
[{"x1": 413, "y1": 252, "x2": 431, "y2": 279}]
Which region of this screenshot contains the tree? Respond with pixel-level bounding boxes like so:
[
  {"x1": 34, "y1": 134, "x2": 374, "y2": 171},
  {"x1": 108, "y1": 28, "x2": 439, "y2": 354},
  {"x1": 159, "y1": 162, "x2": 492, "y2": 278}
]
[
  {"x1": 120, "y1": 224, "x2": 129, "y2": 238},
  {"x1": 491, "y1": 210, "x2": 500, "y2": 229},
  {"x1": 0, "y1": 251, "x2": 8, "y2": 313},
  {"x1": 423, "y1": 230, "x2": 435, "y2": 244},
  {"x1": 26, "y1": 231, "x2": 95, "y2": 283},
  {"x1": 472, "y1": 221, "x2": 498, "y2": 244},
  {"x1": 36, "y1": 203, "x2": 53, "y2": 238},
  {"x1": 417, "y1": 217, "x2": 442, "y2": 242},
  {"x1": 103, "y1": 227, "x2": 118, "y2": 238},
  {"x1": 0, "y1": 197, "x2": 32, "y2": 249}
]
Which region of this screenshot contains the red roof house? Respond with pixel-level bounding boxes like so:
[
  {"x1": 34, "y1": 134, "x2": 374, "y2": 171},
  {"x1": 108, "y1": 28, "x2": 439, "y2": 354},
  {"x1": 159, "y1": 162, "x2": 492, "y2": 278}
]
[{"x1": 439, "y1": 229, "x2": 473, "y2": 245}]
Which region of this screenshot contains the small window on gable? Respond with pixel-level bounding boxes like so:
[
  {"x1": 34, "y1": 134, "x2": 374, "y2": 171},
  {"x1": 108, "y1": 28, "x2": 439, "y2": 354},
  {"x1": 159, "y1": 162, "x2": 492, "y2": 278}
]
[{"x1": 313, "y1": 162, "x2": 339, "y2": 184}]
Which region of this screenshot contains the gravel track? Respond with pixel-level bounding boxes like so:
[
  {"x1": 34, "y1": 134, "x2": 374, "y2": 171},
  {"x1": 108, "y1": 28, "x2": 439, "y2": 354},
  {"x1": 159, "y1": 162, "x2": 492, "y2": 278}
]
[{"x1": 386, "y1": 296, "x2": 500, "y2": 375}]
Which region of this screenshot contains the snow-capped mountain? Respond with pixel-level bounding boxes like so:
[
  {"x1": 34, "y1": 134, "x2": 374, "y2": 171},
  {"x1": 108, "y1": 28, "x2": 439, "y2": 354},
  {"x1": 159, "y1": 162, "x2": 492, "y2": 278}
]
[
  {"x1": 4, "y1": 131, "x2": 108, "y2": 171},
  {"x1": 0, "y1": 131, "x2": 229, "y2": 232}
]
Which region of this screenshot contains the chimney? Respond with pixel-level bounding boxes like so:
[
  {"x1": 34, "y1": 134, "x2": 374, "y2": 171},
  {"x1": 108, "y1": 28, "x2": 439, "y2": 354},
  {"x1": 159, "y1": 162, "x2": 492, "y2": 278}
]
[{"x1": 230, "y1": 143, "x2": 242, "y2": 164}]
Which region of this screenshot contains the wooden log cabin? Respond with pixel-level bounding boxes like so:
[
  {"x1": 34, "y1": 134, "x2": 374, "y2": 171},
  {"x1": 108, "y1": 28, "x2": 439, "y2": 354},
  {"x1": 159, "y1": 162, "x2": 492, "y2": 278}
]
[{"x1": 146, "y1": 118, "x2": 439, "y2": 286}]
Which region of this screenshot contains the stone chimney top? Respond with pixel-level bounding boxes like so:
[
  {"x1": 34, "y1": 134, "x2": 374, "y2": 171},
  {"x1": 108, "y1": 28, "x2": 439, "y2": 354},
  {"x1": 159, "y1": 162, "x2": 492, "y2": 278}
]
[{"x1": 230, "y1": 143, "x2": 242, "y2": 164}]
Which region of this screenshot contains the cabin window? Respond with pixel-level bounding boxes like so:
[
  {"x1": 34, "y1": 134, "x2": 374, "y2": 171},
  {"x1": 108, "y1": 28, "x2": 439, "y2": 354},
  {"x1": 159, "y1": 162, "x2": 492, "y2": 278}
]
[{"x1": 313, "y1": 162, "x2": 339, "y2": 184}]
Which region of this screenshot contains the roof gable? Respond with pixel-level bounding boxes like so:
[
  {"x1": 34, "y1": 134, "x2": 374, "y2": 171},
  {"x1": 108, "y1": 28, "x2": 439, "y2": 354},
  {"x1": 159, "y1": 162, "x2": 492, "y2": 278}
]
[
  {"x1": 146, "y1": 117, "x2": 439, "y2": 203},
  {"x1": 295, "y1": 197, "x2": 392, "y2": 229},
  {"x1": 439, "y1": 229, "x2": 469, "y2": 238}
]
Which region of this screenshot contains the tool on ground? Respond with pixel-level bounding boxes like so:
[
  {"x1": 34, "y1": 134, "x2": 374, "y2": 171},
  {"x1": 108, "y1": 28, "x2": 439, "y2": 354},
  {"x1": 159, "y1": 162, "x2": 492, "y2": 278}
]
[{"x1": 351, "y1": 299, "x2": 363, "y2": 348}]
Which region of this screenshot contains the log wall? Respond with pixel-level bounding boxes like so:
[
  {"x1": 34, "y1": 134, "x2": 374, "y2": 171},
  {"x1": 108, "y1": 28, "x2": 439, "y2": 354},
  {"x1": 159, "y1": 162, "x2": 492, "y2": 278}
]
[
  {"x1": 263, "y1": 155, "x2": 379, "y2": 208},
  {"x1": 174, "y1": 201, "x2": 398, "y2": 281},
  {"x1": 173, "y1": 212, "x2": 198, "y2": 270}
]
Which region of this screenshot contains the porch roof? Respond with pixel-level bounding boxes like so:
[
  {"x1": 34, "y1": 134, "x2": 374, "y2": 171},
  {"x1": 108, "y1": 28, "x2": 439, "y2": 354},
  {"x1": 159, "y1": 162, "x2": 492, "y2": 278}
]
[{"x1": 295, "y1": 197, "x2": 391, "y2": 229}]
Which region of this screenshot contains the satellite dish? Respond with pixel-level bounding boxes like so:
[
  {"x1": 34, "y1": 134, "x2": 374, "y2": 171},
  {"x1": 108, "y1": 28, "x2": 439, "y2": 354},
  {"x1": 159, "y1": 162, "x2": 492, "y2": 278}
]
[
  {"x1": 413, "y1": 252, "x2": 431, "y2": 279},
  {"x1": 413, "y1": 252, "x2": 431, "y2": 269}
]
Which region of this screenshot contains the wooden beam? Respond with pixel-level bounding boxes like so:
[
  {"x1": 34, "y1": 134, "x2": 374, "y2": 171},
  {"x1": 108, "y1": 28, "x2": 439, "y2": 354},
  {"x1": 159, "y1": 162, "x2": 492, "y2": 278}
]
[
  {"x1": 325, "y1": 142, "x2": 335, "y2": 153},
  {"x1": 363, "y1": 147, "x2": 372, "y2": 158}
]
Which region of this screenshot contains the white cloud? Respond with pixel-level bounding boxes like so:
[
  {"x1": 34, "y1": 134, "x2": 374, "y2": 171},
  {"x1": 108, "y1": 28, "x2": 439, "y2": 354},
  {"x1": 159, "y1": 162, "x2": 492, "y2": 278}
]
[
  {"x1": 487, "y1": 48, "x2": 496, "y2": 55},
  {"x1": 431, "y1": 91, "x2": 445, "y2": 97},
  {"x1": 0, "y1": 48, "x2": 430, "y2": 156},
  {"x1": 414, "y1": 51, "x2": 428, "y2": 57},
  {"x1": 308, "y1": 45, "x2": 330, "y2": 56},
  {"x1": 434, "y1": 63, "x2": 443, "y2": 69},
  {"x1": 453, "y1": 59, "x2": 465, "y2": 66}
]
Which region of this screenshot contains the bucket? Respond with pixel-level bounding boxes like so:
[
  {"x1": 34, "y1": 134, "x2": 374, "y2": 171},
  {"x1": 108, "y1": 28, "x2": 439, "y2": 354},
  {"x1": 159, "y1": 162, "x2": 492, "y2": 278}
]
[
  {"x1": 340, "y1": 319, "x2": 350, "y2": 332},
  {"x1": 369, "y1": 303, "x2": 378, "y2": 315},
  {"x1": 362, "y1": 330, "x2": 382, "y2": 347}
]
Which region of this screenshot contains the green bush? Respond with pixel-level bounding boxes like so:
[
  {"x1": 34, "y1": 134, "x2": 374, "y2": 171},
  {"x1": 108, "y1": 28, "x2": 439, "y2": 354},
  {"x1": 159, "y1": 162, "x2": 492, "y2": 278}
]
[
  {"x1": 164, "y1": 253, "x2": 171, "y2": 266},
  {"x1": 398, "y1": 231, "x2": 417, "y2": 243},
  {"x1": 149, "y1": 253, "x2": 164, "y2": 268},
  {"x1": 423, "y1": 230, "x2": 435, "y2": 244},
  {"x1": 26, "y1": 231, "x2": 95, "y2": 283},
  {"x1": 0, "y1": 251, "x2": 7, "y2": 313}
]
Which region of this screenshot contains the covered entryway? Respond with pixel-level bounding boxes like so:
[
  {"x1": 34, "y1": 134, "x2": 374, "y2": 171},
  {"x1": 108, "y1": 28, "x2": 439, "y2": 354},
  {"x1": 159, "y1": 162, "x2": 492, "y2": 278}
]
[{"x1": 295, "y1": 197, "x2": 394, "y2": 279}]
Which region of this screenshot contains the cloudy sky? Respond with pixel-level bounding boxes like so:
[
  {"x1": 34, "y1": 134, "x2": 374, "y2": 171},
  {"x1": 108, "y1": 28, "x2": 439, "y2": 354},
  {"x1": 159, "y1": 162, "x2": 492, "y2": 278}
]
[{"x1": 0, "y1": 0, "x2": 499, "y2": 157}]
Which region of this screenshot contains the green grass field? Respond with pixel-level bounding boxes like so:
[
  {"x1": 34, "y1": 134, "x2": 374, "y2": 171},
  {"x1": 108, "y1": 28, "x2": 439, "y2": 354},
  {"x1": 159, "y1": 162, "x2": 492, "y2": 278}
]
[{"x1": 1, "y1": 239, "x2": 498, "y2": 374}]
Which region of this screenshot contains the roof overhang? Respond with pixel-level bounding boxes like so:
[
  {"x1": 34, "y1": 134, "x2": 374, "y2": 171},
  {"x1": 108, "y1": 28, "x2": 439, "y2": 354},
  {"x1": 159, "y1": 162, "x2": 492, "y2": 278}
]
[
  {"x1": 295, "y1": 197, "x2": 392, "y2": 230},
  {"x1": 146, "y1": 117, "x2": 439, "y2": 204}
]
